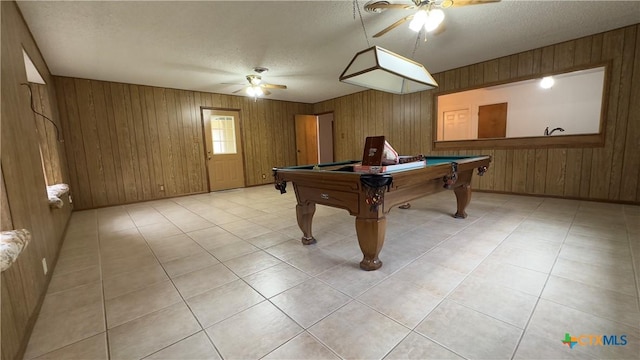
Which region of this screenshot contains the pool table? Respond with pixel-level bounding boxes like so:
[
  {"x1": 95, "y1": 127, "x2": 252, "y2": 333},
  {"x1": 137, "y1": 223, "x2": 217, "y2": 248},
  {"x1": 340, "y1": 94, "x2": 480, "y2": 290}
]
[{"x1": 272, "y1": 155, "x2": 491, "y2": 271}]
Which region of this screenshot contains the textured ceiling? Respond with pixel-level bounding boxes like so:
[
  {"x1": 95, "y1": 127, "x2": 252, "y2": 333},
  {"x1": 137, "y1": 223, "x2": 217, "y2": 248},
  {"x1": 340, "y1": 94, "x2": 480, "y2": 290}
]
[{"x1": 17, "y1": 0, "x2": 640, "y2": 104}]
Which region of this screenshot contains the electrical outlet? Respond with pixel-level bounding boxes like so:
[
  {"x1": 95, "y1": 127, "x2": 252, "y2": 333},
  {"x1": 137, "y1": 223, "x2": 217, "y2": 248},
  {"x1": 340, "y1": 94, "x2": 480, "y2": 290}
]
[
  {"x1": 42, "y1": 258, "x2": 48, "y2": 275},
  {"x1": 261, "y1": 174, "x2": 267, "y2": 179},
  {"x1": 159, "y1": 185, "x2": 165, "y2": 191}
]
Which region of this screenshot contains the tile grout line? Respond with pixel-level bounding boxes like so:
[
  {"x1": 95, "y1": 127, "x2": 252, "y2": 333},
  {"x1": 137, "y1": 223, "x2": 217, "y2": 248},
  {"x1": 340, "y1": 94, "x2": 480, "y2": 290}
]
[
  {"x1": 31, "y1": 188, "x2": 637, "y2": 360},
  {"x1": 379, "y1": 198, "x2": 529, "y2": 358},
  {"x1": 191, "y1": 191, "x2": 323, "y2": 359},
  {"x1": 126, "y1": 199, "x2": 227, "y2": 360},
  {"x1": 508, "y1": 198, "x2": 581, "y2": 360},
  {"x1": 323, "y1": 197, "x2": 528, "y2": 360},
  {"x1": 402, "y1": 199, "x2": 535, "y2": 360},
  {"x1": 29, "y1": 188, "x2": 288, "y2": 359},
  {"x1": 98, "y1": 202, "x2": 208, "y2": 358},
  {"x1": 345, "y1": 197, "x2": 522, "y2": 358},
  {"x1": 623, "y1": 206, "x2": 640, "y2": 312},
  {"x1": 25, "y1": 210, "x2": 108, "y2": 360},
  {"x1": 141, "y1": 191, "x2": 325, "y2": 359},
  {"x1": 189, "y1": 191, "x2": 354, "y2": 359},
  {"x1": 126, "y1": 193, "x2": 273, "y2": 358},
  {"x1": 93, "y1": 209, "x2": 115, "y2": 360}
]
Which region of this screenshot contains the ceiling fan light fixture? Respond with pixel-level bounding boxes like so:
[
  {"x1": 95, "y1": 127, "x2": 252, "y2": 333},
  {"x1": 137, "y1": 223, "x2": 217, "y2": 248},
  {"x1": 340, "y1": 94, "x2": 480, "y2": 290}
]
[
  {"x1": 246, "y1": 86, "x2": 264, "y2": 97},
  {"x1": 247, "y1": 75, "x2": 262, "y2": 86},
  {"x1": 339, "y1": 46, "x2": 438, "y2": 94},
  {"x1": 424, "y1": 9, "x2": 445, "y2": 32},
  {"x1": 409, "y1": 10, "x2": 427, "y2": 32}
]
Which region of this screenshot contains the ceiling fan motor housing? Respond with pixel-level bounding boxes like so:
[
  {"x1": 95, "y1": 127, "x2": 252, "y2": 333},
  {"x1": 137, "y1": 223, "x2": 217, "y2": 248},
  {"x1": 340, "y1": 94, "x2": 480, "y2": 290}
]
[{"x1": 364, "y1": 1, "x2": 391, "y2": 13}]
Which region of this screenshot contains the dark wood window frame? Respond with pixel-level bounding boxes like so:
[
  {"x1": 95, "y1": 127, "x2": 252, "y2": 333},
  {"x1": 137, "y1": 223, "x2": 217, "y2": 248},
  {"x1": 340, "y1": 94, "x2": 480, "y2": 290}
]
[{"x1": 432, "y1": 62, "x2": 611, "y2": 150}]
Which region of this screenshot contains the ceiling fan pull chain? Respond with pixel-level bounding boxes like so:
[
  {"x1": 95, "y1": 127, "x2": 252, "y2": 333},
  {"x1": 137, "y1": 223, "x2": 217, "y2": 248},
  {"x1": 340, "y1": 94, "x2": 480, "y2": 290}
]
[
  {"x1": 354, "y1": 0, "x2": 371, "y2": 47},
  {"x1": 411, "y1": 28, "x2": 422, "y2": 58}
]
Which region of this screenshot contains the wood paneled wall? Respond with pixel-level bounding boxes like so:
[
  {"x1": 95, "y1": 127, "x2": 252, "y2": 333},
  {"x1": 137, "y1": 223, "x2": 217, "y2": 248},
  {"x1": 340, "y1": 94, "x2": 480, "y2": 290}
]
[
  {"x1": 1, "y1": 2, "x2": 72, "y2": 360},
  {"x1": 314, "y1": 25, "x2": 640, "y2": 203},
  {"x1": 54, "y1": 77, "x2": 312, "y2": 209},
  {"x1": 32, "y1": 83, "x2": 67, "y2": 186}
]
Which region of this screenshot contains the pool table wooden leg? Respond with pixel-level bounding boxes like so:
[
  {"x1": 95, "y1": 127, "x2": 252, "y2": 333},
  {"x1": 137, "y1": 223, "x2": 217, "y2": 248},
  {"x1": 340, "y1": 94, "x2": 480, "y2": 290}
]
[
  {"x1": 355, "y1": 217, "x2": 386, "y2": 271},
  {"x1": 453, "y1": 184, "x2": 471, "y2": 219},
  {"x1": 296, "y1": 202, "x2": 317, "y2": 244}
]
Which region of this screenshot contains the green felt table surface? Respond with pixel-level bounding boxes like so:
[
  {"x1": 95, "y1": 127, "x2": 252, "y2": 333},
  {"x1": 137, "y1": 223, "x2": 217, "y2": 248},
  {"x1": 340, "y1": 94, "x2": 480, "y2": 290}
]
[{"x1": 424, "y1": 156, "x2": 476, "y2": 166}]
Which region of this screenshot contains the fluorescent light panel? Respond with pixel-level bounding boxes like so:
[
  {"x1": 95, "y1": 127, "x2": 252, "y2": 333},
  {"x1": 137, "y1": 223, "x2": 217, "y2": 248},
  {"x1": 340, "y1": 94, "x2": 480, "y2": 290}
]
[{"x1": 340, "y1": 46, "x2": 438, "y2": 94}]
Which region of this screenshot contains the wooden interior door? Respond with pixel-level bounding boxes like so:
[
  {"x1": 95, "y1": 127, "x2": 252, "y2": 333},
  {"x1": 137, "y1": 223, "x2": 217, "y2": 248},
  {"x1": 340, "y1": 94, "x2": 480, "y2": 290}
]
[
  {"x1": 295, "y1": 115, "x2": 319, "y2": 165},
  {"x1": 478, "y1": 103, "x2": 508, "y2": 138},
  {"x1": 203, "y1": 109, "x2": 245, "y2": 191}
]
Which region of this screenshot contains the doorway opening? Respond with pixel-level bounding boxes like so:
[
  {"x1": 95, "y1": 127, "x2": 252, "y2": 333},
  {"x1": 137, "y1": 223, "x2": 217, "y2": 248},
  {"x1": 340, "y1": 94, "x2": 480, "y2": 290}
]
[{"x1": 294, "y1": 112, "x2": 334, "y2": 165}]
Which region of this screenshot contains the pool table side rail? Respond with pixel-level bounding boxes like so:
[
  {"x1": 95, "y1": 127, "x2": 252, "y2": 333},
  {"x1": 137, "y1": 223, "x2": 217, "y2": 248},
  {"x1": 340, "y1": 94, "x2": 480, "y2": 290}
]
[{"x1": 390, "y1": 156, "x2": 490, "y2": 185}]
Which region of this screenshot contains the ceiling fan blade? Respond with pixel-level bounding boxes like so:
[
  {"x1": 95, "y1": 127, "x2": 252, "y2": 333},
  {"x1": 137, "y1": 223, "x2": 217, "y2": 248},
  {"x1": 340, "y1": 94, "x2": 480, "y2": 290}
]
[
  {"x1": 365, "y1": 3, "x2": 416, "y2": 12},
  {"x1": 232, "y1": 87, "x2": 246, "y2": 94},
  {"x1": 262, "y1": 83, "x2": 287, "y2": 90},
  {"x1": 262, "y1": 89, "x2": 272, "y2": 96},
  {"x1": 447, "y1": 0, "x2": 500, "y2": 7},
  {"x1": 373, "y1": 15, "x2": 414, "y2": 38},
  {"x1": 431, "y1": 22, "x2": 447, "y2": 36}
]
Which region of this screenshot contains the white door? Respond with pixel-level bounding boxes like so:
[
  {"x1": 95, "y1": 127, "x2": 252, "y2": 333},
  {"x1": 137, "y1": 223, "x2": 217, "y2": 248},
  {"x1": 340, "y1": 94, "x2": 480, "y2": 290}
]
[
  {"x1": 443, "y1": 109, "x2": 471, "y2": 141},
  {"x1": 202, "y1": 109, "x2": 245, "y2": 191}
]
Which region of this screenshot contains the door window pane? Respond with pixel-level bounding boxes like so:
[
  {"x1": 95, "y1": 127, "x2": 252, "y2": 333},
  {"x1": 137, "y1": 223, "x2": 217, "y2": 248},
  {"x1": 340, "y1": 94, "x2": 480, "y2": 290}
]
[{"x1": 211, "y1": 115, "x2": 237, "y2": 154}]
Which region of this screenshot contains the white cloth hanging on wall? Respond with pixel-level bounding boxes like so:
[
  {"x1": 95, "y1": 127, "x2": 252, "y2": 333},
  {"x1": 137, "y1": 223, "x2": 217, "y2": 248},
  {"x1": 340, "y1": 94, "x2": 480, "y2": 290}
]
[{"x1": 1, "y1": 229, "x2": 31, "y2": 272}]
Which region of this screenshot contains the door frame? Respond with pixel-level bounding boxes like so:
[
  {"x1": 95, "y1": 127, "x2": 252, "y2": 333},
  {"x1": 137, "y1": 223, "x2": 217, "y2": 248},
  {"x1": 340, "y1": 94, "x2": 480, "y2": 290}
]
[
  {"x1": 199, "y1": 107, "x2": 247, "y2": 191},
  {"x1": 314, "y1": 111, "x2": 335, "y2": 163}
]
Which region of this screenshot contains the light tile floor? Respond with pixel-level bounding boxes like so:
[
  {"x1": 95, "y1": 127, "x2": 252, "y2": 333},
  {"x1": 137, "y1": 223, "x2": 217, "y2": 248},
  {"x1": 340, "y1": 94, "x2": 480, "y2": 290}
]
[{"x1": 24, "y1": 185, "x2": 640, "y2": 359}]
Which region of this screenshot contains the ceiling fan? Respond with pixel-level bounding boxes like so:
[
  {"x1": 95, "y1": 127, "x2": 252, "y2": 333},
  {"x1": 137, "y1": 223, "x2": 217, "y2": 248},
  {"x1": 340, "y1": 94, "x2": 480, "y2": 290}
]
[
  {"x1": 365, "y1": 0, "x2": 500, "y2": 38},
  {"x1": 232, "y1": 67, "x2": 287, "y2": 99}
]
